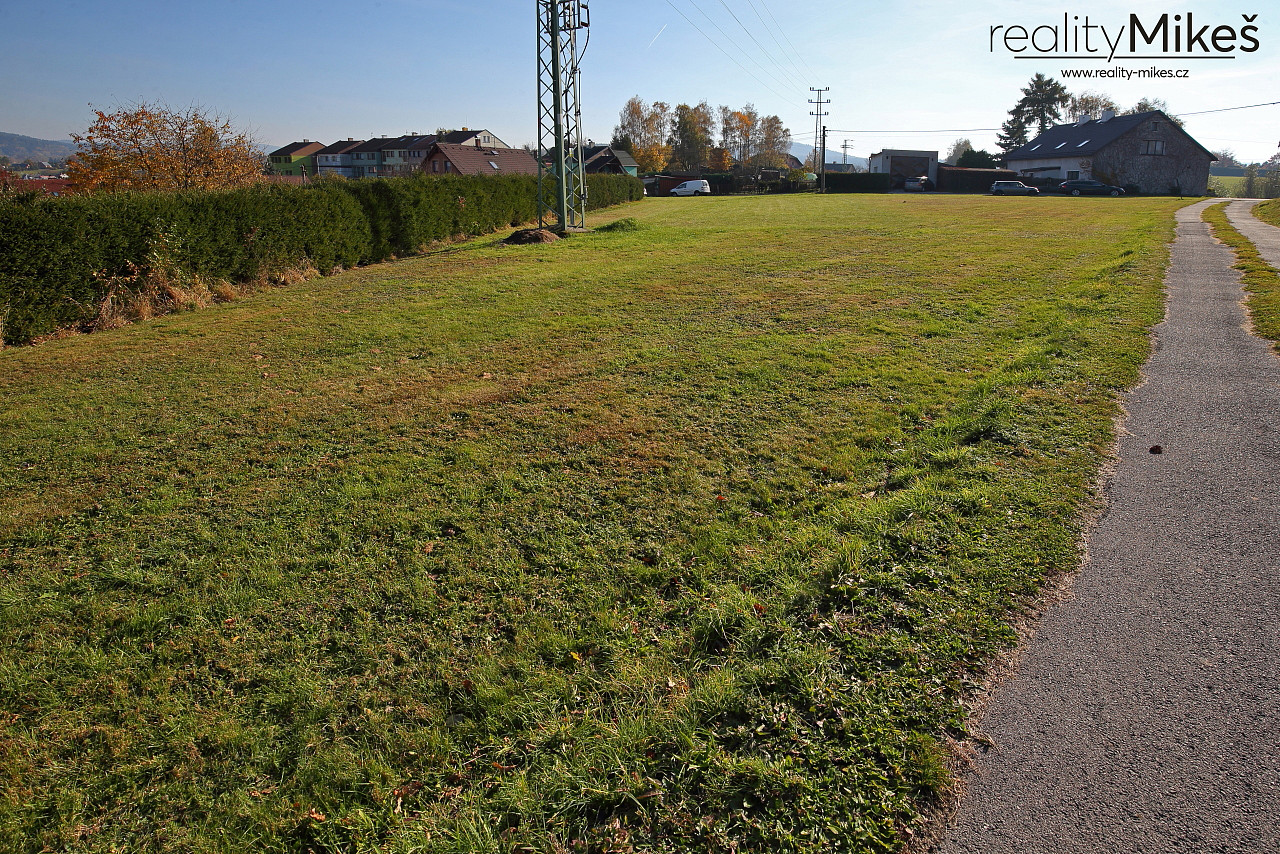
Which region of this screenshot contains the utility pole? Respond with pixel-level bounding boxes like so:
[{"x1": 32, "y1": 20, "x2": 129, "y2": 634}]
[
  {"x1": 842, "y1": 139, "x2": 851, "y2": 166},
  {"x1": 808, "y1": 86, "x2": 829, "y2": 192},
  {"x1": 537, "y1": 1, "x2": 589, "y2": 233},
  {"x1": 820, "y1": 126, "x2": 828, "y2": 193}
]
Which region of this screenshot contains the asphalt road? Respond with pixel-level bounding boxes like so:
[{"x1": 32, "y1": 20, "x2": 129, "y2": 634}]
[{"x1": 933, "y1": 199, "x2": 1280, "y2": 854}]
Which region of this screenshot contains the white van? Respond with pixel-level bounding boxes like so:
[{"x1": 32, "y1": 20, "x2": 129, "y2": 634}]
[{"x1": 669, "y1": 180, "x2": 711, "y2": 196}]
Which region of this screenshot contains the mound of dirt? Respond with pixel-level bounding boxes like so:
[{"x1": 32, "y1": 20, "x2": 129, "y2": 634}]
[{"x1": 504, "y1": 228, "x2": 560, "y2": 245}]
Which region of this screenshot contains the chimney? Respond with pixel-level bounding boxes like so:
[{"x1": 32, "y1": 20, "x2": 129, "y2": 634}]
[
  {"x1": 1100, "y1": 110, "x2": 1116, "y2": 122},
  {"x1": 1076, "y1": 114, "x2": 1090, "y2": 126}
]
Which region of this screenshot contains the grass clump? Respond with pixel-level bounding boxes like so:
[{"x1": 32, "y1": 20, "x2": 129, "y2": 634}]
[
  {"x1": 0, "y1": 193, "x2": 1186, "y2": 853},
  {"x1": 1203, "y1": 201, "x2": 1280, "y2": 346}
]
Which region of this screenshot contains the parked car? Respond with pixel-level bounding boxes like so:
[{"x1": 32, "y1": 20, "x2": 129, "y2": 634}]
[
  {"x1": 670, "y1": 179, "x2": 711, "y2": 196},
  {"x1": 990, "y1": 180, "x2": 1039, "y2": 196},
  {"x1": 904, "y1": 176, "x2": 933, "y2": 192},
  {"x1": 1058, "y1": 179, "x2": 1125, "y2": 196}
]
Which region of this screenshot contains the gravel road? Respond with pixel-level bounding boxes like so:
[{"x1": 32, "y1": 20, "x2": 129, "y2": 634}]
[{"x1": 933, "y1": 199, "x2": 1280, "y2": 854}]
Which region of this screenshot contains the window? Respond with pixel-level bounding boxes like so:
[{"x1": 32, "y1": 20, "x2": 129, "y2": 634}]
[
  {"x1": 1029, "y1": 144, "x2": 1041, "y2": 151},
  {"x1": 431, "y1": 160, "x2": 440, "y2": 172},
  {"x1": 1076, "y1": 139, "x2": 1090, "y2": 148},
  {"x1": 1141, "y1": 140, "x2": 1165, "y2": 155},
  {"x1": 1151, "y1": 122, "x2": 1160, "y2": 132},
  {"x1": 1055, "y1": 142, "x2": 1067, "y2": 149},
  {"x1": 1067, "y1": 170, "x2": 1080, "y2": 180},
  {"x1": 488, "y1": 161, "x2": 500, "y2": 170}
]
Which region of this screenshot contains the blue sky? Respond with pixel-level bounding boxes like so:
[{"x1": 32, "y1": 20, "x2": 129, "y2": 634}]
[{"x1": 1, "y1": 0, "x2": 1276, "y2": 162}]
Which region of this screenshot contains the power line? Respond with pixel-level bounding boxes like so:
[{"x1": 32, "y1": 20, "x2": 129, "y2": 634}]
[
  {"x1": 741, "y1": 0, "x2": 810, "y2": 87},
  {"x1": 753, "y1": 0, "x2": 817, "y2": 80},
  {"x1": 662, "y1": 0, "x2": 796, "y2": 104},
  {"x1": 1182, "y1": 100, "x2": 1280, "y2": 117},
  {"x1": 822, "y1": 127, "x2": 999, "y2": 134},
  {"x1": 715, "y1": 0, "x2": 805, "y2": 91}
]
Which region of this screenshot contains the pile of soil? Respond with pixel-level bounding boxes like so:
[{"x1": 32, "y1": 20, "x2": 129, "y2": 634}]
[{"x1": 503, "y1": 228, "x2": 560, "y2": 245}]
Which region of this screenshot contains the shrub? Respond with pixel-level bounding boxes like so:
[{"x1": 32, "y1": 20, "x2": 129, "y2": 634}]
[
  {"x1": 824, "y1": 172, "x2": 892, "y2": 193},
  {"x1": 0, "y1": 172, "x2": 644, "y2": 345}
]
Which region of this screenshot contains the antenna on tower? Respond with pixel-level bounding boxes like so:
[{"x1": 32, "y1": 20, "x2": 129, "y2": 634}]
[{"x1": 537, "y1": 1, "x2": 590, "y2": 233}]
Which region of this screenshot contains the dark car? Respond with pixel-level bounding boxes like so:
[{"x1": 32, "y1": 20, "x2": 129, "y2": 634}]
[
  {"x1": 990, "y1": 180, "x2": 1039, "y2": 196},
  {"x1": 1059, "y1": 179, "x2": 1125, "y2": 197}
]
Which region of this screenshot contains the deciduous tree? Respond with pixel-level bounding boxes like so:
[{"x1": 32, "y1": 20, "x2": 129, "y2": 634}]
[
  {"x1": 667, "y1": 102, "x2": 714, "y2": 170},
  {"x1": 68, "y1": 101, "x2": 266, "y2": 192},
  {"x1": 1124, "y1": 97, "x2": 1184, "y2": 127},
  {"x1": 945, "y1": 138, "x2": 973, "y2": 165},
  {"x1": 612, "y1": 96, "x2": 670, "y2": 172},
  {"x1": 1067, "y1": 90, "x2": 1119, "y2": 120}
]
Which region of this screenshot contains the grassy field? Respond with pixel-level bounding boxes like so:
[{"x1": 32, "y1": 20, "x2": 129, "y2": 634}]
[
  {"x1": 1203, "y1": 200, "x2": 1280, "y2": 346},
  {"x1": 0, "y1": 193, "x2": 1185, "y2": 853}
]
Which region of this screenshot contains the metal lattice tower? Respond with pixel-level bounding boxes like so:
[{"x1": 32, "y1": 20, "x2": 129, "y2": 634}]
[{"x1": 537, "y1": 0, "x2": 589, "y2": 233}]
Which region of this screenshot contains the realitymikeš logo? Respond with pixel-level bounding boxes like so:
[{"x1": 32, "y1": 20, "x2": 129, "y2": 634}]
[{"x1": 989, "y1": 12, "x2": 1260, "y2": 63}]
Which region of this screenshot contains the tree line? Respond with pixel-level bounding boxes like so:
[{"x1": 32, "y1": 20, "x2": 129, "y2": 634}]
[{"x1": 609, "y1": 96, "x2": 792, "y2": 174}]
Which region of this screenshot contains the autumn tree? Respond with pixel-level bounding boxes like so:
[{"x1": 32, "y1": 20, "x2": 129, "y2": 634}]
[
  {"x1": 68, "y1": 102, "x2": 266, "y2": 192},
  {"x1": 613, "y1": 96, "x2": 670, "y2": 172},
  {"x1": 1067, "y1": 90, "x2": 1119, "y2": 120},
  {"x1": 945, "y1": 138, "x2": 974, "y2": 165},
  {"x1": 754, "y1": 114, "x2": 792, "y2": 169},
  {"x1": 706, "y1": 147, "x2": 733, "y2": 172},
  {"x1": 667, "y1": 102, "x2": 715, "y2": 170}
]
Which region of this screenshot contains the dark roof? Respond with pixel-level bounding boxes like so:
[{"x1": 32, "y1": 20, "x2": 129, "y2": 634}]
[
  {"x1": 349, "y1": 135, "x2": 430, "y2": 154},
  {"x1": 583, "y1": 145, "x2": 639, "y2": 170},
  {"x1": 269, "y1": 140, "x2": 325, "y2": 158},
  {"x1": 350, "y1": 137, "x2": 395, "y2": 154},
  {"x1": 1004, "y1": 111, "x2": 1213, "y2": 161},
  {"x1": 431, "y1": 144, "x2": 538, "y2": 176},
  {"x1": 438, "y1": 130, "x2": 482, "y2": 144},
  {"x1": 314, "y1": 139, "x2": 365, "y2": 155}
]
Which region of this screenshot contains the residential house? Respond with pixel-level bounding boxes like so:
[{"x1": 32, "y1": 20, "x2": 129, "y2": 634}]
[
  {"x1": 436, "y1": 129, "x2": 509, "y2": 148},
  {"x1": 380, "y1": 134, "x2": 437, "y2": 176},
  {"x1": 583, "y1": 145, "x2": 639, "y2": 176},
  {"x1": 315, "y1": 139, "x2": 364, "y2": 178},
  {"x1": 424, "y1": 144, "x2": 538, "y2": 177},
  {"x1": 1002, "y1": 110, "x2": 1214, "y2": 194},
  {"x1": 268, "y1": 141, "x2": 325, "y2": 177},
  {"x1": 348, "y1": 137, "x2": 395, "y2": 178}
]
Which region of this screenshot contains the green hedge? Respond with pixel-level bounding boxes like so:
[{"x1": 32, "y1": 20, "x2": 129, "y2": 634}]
[
  {"x1": 0, "y1": 172, "x2": 643, "y2": 345},
  {"x1": 824, "y1": 172, "x2": 892, "y2": 193}
]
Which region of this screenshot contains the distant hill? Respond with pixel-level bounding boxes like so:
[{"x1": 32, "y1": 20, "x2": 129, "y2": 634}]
[
  {"x1": 790, "y1": 141, "x2": 868, "y2": 171},
  {"x1": 0, "y1": 132, "x2": 76, "y2": 164}
]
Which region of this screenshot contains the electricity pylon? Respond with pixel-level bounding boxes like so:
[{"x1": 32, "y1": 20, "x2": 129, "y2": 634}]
[{"x1": 537, "y1": 0, "x2": 589, "y2": 232}]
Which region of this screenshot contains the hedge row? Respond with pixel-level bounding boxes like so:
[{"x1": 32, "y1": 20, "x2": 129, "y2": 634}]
[
  {"x1": 823, "y1": 172, "x2": 892, "y2": 193},
  {"x1": 0, "y1": 172, "x2": 643, "y2": 345}
]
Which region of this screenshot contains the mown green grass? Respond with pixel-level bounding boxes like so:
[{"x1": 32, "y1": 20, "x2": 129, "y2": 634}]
[
  {"x1": 0, "y1": 193, "x2": 1185, "y2": 853},
  {"x1": 1203, "y1": 201, "x2": 1280, "y2": 346},
  {"x1": 1255, "y1": 197, "x2": 1280, "y2": 228}
]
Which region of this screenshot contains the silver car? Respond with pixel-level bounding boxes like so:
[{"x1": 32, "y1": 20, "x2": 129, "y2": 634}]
[{"x1": 991, "y1": 181, "x2": 1039, "y2": 196}]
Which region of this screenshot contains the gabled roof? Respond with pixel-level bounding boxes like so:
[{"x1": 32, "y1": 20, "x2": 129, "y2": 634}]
[
  {"x1": 430, "y1": 144, "x2": 538, "y2": 176},
  {"x1": 1004, "y1": 111, "x2": 1214, "y2": 161},
  {"x1": 583, "y1": 145, "x2": 638, "y2": 170},
  {"x1": 350, "y1": 137, "x2": 396, "y2": 154},
  {"x1": 269, "y1": 140, "x2": 325, "y2": 158},
  {"x1": 315, "y1": 139, "x2": 365, "y2": 155}
]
